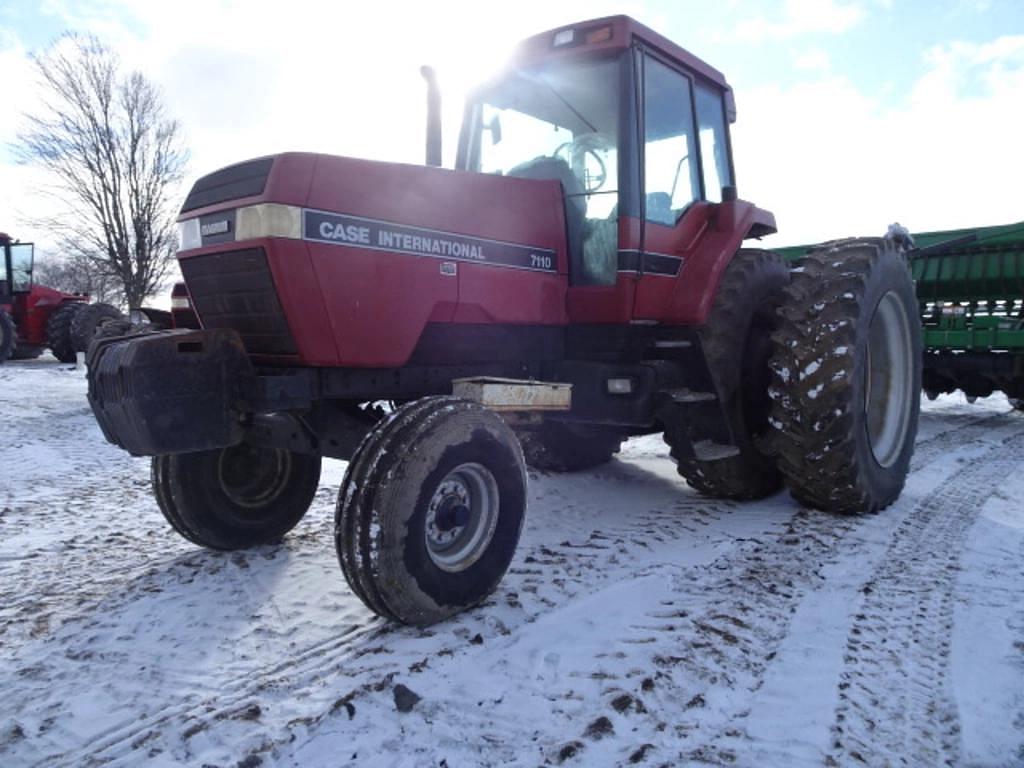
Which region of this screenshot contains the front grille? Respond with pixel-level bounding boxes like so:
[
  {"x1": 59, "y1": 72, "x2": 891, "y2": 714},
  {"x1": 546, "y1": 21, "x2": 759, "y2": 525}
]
[
  {"x1": 179, "y1": 248, "x2": 297, "y2": 356},
  {"x1": 181, "y1": 157, "x2": 274, "y2": 213}
]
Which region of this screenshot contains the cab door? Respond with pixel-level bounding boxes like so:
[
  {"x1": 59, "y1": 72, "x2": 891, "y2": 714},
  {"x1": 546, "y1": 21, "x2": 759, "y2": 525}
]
[{"x1": 629, "y1": 50, "x2": 736, "y2": 324}]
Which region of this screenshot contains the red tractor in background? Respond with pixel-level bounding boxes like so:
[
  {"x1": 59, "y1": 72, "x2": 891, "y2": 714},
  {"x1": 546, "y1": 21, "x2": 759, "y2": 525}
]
[
  {"x1": 87, "y1": 16, "x2": 922, "y2": 626},
  {"x1": 0, "y1": 232, "x2": 123, "y2": 363}
]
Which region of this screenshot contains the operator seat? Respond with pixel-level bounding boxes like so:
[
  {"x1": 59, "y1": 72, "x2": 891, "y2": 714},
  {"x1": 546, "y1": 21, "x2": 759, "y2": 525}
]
[{"x1": 507, "y1": 156, "x2": 586, "y2": 279}]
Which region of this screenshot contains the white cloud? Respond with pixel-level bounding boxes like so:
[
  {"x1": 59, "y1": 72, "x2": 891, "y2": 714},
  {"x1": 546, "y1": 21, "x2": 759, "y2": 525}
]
[
  {"x1": 735, "y1": 0, "x2": 865, "y2": 42},
  {"x1": 793, "y1": 47, "x2": 831, "y2": 71},
  {"x1": 1, "y1": 0, "x2": 643, "y2": 255},
  {"x1": 3, "y1": 1, "x2": 1022, "y2": 262},
  {"x1": 733, "y1": 34, "x2": 1024, "y2": 244}
]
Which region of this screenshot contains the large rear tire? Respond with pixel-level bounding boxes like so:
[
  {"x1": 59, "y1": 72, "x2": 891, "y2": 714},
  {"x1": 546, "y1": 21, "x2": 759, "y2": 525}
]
[
  {"x1": 0, "y1": 310, "x2": 15, "y2": 363},
  {"x1": 72, "y1": 302, "x2": 124, "y2": 352},
  {"x1": 665, "y1": 249, "x2": 789, "y2": 500},
  {"x1": 46, "y1": 302, "x2": 84, "y2": 363},
  {"x1": 769, "y1": 238, "x2": 921, "y2": 513},
  {"x1": 336, "y1": 397, "x2": 527, "y2": 626},
  {"x1": 152, "y1": 444, "x2": 322, "y2": 550},
  {"x1": 517, "y1": 421, "x2": 623, "y2": 472}
]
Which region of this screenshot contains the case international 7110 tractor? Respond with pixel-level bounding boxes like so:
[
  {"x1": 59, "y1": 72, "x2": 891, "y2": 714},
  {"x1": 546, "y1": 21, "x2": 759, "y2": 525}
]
[
  {"x1": 86, "y1": 16, "x2": 922, "y2": 626},
  {"x1": 1, "y1": 232, "x2": 124, "y2": 364}
]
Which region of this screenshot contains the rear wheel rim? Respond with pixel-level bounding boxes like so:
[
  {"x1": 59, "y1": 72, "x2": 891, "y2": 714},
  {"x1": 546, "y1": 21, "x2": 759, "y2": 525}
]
[
  {"x1": 864, "y1": 291, "x2": 914, "y2": 468},
  {"x1": 217, "y1": 444, "x2": 292, "y2": 509},
  {"x1": 424, "y1": 462, "x2": 500, "y2": 573}
]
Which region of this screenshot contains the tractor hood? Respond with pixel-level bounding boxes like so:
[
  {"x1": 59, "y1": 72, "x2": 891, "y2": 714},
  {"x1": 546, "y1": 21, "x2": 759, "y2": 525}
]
[{"x1": 175, "y1": 153, "x2": 570, "y2": 367}]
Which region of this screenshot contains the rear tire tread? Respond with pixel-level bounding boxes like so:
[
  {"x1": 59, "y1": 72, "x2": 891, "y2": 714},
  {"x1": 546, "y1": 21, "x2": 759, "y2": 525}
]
[
  {"x1": 768, "y1": 239, "x2": 921, "y2": 513},
  {"x1": 665, "y1": 248, "x2": 788, "y2": 500}
]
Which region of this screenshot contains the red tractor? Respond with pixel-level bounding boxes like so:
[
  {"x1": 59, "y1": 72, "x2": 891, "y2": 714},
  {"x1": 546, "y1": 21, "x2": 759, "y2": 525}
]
[
  {"x1": 0, "y1": 232, "x2": 123, "y2": 363},
  {"x1": 87, "y1": 16, "x2": 921, "y2": 625}
]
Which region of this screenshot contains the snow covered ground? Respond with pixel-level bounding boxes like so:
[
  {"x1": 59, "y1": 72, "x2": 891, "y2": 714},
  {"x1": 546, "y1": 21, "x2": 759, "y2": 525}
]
[{"x1": 2, "y1": 355, "x2": 1023, "y2": 767}]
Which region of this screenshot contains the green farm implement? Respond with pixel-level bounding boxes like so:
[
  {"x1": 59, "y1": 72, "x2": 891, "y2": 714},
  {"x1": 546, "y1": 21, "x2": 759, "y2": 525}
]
[{"x1": 775, "y1": 221, "x2": 1024, "y2": 408}]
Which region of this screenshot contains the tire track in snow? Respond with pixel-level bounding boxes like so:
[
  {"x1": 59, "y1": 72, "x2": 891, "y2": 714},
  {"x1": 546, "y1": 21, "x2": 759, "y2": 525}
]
[
  {"x1": 909, "y1": 408, "x2": 1011, "y2": 472},
  {"x1": 37, "y1": 486, "x2": 739, "y2": 767},
  {"x1": 612, "y1": 414, "x2": 1024, "y2": 766},
  {"x1": 826, "y1": 429, "x2": 1024, "y2": 767},
  {"x1": 69, "y1": 414, "x2": 1018, "y2": 768}
]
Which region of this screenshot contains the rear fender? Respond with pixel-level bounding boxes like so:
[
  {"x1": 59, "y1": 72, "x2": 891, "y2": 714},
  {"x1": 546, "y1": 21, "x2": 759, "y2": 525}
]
[{"x1": 664, "y1": 200, "x2": 777, "y2": 325}]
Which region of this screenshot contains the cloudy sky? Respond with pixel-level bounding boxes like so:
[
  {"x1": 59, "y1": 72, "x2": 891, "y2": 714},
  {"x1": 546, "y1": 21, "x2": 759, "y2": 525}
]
[{"x1": 1, "y1": 0, "x2": 1022, "y2": 258}]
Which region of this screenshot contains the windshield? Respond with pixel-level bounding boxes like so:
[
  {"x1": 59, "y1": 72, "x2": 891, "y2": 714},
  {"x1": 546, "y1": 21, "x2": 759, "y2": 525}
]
[{"x1": 465, "y1": 56, "x2": 620, "y2": 219}]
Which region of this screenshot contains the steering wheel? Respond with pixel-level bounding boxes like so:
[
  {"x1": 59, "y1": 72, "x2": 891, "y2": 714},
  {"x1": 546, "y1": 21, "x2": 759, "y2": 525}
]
[{"x1": 553, "y1": 133, "x2": 609, "y2": 193}]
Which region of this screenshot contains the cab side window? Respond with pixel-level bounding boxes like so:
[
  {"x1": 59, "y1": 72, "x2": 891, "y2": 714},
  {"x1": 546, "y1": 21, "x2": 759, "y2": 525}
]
[
  {"x1": 643, "y1": 56, "x2": 699, "y2": 226},
  {"x1": 694, "y1": 85, "x2": 733, "y2": 203},
  {"x1": 10, "y1": 244, "x2": 34, "y2": 292}
]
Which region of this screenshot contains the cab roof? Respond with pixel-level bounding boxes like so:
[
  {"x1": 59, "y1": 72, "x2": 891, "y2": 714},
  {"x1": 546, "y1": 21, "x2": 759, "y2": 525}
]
[{"x1": 512, "y1": 16, "x2": 735, "y2": 121}]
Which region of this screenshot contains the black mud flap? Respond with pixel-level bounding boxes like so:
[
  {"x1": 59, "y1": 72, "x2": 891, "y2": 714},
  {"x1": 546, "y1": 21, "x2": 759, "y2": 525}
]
[{"x1": 87, "y1": 329, "x2": 255, "y2": 456}]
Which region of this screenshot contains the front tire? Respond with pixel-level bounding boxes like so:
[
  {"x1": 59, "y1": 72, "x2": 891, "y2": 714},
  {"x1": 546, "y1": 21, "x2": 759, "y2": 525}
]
[
  {"x1": 152, "y1": 444, "x2": 322, "y2": 550},
  {"x1": 336, "y1": 397, "x2": 527, "y2": 626},
  {"x1": 769, "y1": 238, "x2": 921, "y2": 513}
]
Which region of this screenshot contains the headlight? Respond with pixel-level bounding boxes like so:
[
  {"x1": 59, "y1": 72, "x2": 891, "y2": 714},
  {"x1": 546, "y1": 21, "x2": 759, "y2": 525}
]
[
  {"x1": 178, "y1": 218, "x2": 201, "y2": 251},
  {"x1": 235, "y1": 204, "x2": 302, "y2": 240},
  {"x1": 177, "y1": 203, "x2": 301, "y2": 251}
]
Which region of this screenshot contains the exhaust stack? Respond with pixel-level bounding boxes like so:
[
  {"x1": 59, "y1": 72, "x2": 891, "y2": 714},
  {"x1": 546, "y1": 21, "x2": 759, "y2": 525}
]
[{"x1": 420, "y1": 66, "x2": 442, "y2": 167}]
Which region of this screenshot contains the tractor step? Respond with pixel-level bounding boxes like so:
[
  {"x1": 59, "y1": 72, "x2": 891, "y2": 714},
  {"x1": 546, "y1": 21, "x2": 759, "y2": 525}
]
[{"x1": 452, "y1": 377, "x2": 572, "y2": 412}]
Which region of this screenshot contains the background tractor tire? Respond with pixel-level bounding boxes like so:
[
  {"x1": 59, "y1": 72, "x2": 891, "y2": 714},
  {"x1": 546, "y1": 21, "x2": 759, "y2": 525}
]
[
  {"x1": 151, "y1": 444, "x2": 322, "y2": 550},
  {"x1": 11, "y1": 344, "x2": 44, "y2": 360},
  {"x1": 71, "y1": 302, "x2": 124, "y2": 352},
  {"x1": 46, "y1": 302, "x2": 84, "y2": 363},
  {"x1": 769, "y1": 238, "x2": 921, "y2": 514},
  {"x1": 665, "y1": 248, "x2": 789, "y2": 500},
  {"x1": 336, "y1": 397, "x2": 527, "y2": 626},
  {"x1": 0, "y1": 310, "x2": 15, "y2": 363},
  {"x1": 517, "y1": 422, "x2": 623, "y2": 472}
]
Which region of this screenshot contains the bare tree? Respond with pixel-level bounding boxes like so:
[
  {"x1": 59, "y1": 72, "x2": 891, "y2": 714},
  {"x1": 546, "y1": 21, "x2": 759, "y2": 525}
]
[{"x1": 15, "y1": 34, "x2": 188, "y2": 309}]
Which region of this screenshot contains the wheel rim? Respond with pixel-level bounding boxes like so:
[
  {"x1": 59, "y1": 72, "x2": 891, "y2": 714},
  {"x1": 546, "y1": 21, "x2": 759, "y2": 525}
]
[
  {"x1": 864, "y1": 291, "x2": 914, "y2": 468},
  {"x1": 217, "y1": 444, "x2": 292, "y2": 509},
  {"x1": 424, "y1": 462, "x2": 500, "y2": 573}
]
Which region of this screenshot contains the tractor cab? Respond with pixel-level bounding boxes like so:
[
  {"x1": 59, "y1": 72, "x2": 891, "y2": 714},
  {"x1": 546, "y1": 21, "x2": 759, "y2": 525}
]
[
  {"x1": 456, "y1": 16, "x2": 770, "y2": 323},
  {"x1": 0, "y1": 233, "x2": 35, "y2": 306}
]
